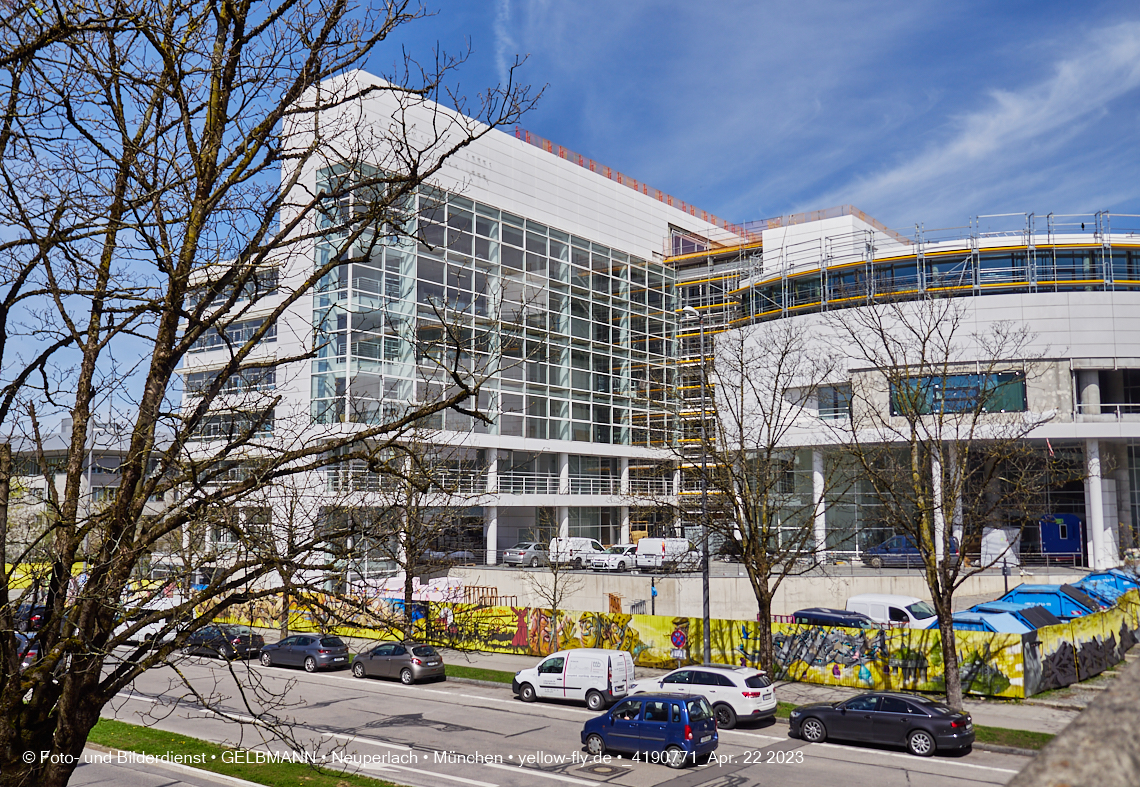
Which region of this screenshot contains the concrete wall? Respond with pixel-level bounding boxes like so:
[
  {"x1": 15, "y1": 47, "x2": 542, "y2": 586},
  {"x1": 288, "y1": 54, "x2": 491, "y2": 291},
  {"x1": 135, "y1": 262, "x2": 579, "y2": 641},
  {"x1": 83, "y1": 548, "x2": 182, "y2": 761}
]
[{"x1": 450, "y1": 567, "x2": 1087, "y2": 619}]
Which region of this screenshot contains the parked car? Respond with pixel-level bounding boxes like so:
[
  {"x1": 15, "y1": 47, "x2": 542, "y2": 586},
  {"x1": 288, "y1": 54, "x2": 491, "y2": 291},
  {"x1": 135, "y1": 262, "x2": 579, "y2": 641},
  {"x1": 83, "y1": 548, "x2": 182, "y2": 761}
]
[
  {"x1": 631, "y1": 664, "x2": 775, "y2": 729},
  {"x1": 260, "y1": 634, "x2": 351, "y2": 672},
  {"x1": 792, "y1": 607, "x2": 879, "y2": 629},
  {"x1": 789, "y1": 692, "x2": 974, "y2": 756},
  {"x1": 862, "y1": 535, "x2": 958, "y2": 569},
  {"x1": 351, "y1": 641, "x2": 445, "y2": 684},
  {"x1": 581, "y1": 693, "x2": 718, "y2": 769},
  {"x1": 589, "y1": 544, "x2": 636, "y2": 572},
  {"x1": 15, "y1": 632, "x2": 40, "y2": 672},
  {"x1": 846, "y1": 594, "x2": 937, "y2": 628},
  {"x1": 15, "y1": 603, "x2": 46, "y2": 632},
  {"x1": 635, "y1": 538, "x2": 701, "y2": 572},
  {"x1": 502, "y1": 542, "x2": 548, "y2": 567},
  {"x1": 513, "y1": 648, "x2": 635, "y2": 710},
  {"x1": 549, "y1": 537, "x2": 605, "y2": 569},
  {"x1": 184, "y1": 624, "x2": 264, "y2": 659}
]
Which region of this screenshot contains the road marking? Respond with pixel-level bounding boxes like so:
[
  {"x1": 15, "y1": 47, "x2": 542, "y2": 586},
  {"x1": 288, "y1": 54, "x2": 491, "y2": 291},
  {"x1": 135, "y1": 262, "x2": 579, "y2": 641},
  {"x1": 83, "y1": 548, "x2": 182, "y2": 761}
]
[
  {"x1": 383, "y1": 763, "x2": 499, "y2": 787},
  {"x1": 480, "y1": 761, "x2": 599, "y2": 785}
]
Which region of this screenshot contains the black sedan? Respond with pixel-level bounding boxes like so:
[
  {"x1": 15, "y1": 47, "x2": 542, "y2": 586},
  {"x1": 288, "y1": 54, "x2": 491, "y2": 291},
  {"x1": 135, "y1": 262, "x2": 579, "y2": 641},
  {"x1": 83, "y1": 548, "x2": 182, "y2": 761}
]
[
  {"x1": 789, "y1": 692, "x2": 974, "y2": 756},
  {"x1": 260, "y1": 634, "x2": 351, "y2": 672},
  {"x1": 184, "y1": 624, "x2": 264, "y2": 660}
]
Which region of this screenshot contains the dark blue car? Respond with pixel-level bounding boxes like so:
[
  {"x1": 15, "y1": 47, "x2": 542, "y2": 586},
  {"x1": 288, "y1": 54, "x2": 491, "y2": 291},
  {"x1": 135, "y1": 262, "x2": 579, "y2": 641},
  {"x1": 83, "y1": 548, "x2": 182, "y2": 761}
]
[
  {"x1": 580, "y1": 693, "x2": 718, "y2": 769},
  {"x1": 862, "y1": 535, "x2": 958, "y2": 569}
]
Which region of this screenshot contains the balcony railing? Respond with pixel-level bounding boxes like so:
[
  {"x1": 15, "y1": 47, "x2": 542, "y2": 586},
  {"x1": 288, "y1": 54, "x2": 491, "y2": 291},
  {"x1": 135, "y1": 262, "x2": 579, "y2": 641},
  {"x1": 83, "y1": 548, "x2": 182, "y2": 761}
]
[{"x1": 497, "y1": 472, "x2": 559, "y2": 495}]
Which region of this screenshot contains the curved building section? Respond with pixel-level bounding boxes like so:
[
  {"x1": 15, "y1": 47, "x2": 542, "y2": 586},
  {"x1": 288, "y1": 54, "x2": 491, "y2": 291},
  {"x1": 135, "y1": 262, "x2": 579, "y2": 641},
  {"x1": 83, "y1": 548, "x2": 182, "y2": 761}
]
[{"x1": 670, "y1": 209, "x2": 1140, "y2": 571}]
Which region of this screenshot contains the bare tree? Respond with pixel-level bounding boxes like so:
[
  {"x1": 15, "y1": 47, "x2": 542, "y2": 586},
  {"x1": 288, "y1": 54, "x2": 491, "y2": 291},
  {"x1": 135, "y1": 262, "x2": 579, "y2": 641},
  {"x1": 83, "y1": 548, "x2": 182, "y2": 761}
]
[
  {"x1": 829, "y1": 296, "x2": 1054, "y2": 708},
  {"x1": 686, "y1": 318, "x2": 843, "y2": 671},
  {"x1": 520, "y1": 508, "x2": 585, "y2": 656},
  {"x1": 0, "y1": 2, "x2": 537, "y2": 784}
]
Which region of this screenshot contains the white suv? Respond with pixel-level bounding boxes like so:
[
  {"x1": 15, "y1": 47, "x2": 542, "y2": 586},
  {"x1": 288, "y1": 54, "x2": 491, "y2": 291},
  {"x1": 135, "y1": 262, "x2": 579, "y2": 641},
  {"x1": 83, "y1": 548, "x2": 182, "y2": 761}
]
[
  {"x1": 588, "y1": 544, "x2": 636, "y2": 572},
  {"x1": 632, "y1": 664, "x2": 776, "y2": 729}
]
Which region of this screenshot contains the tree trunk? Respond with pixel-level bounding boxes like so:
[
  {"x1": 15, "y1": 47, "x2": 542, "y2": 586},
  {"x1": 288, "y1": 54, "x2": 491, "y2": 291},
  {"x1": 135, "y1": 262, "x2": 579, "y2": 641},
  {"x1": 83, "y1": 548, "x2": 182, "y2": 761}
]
[
  {"x1": 754, "y1": 595, "x2": 775, "y2": 674},
  {"x1": 935, "y1": 599, "x2": 964, "y2": 708},
  {"x1": 403, "y1": 564, "x2": 415, "y2": 641}
]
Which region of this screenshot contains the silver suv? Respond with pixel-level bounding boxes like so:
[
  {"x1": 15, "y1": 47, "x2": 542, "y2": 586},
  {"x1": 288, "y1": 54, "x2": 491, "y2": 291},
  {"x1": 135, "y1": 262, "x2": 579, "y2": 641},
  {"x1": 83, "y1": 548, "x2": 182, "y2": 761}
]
[{"x1": 632, "y1": 664, "x2": 776, "y2": 729}]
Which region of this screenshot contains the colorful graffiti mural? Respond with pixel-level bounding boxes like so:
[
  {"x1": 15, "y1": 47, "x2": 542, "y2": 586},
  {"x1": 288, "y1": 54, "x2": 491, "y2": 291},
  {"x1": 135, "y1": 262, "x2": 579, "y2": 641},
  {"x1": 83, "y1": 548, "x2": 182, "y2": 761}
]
[{"x1": 215, "y1": 587, "x2": 1140, "y2": 700}]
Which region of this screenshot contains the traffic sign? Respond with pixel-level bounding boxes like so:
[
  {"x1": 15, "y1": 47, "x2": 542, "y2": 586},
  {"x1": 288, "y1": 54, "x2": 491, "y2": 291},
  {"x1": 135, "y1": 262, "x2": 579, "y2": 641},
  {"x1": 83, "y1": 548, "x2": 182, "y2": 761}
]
[{"x1": 671, "y1": 629, "x2": 687, "y2": 648}]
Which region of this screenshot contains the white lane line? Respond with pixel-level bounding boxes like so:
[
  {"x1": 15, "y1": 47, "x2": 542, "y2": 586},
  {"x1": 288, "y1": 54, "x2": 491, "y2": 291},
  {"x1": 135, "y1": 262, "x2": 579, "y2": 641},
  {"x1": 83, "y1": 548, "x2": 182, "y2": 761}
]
[
  {"x1": 480, "y1": 761, "x2": 599, "y2": 786},
  {"x1": 383, "y1": 763, "x2": 499, "y2": 787}
]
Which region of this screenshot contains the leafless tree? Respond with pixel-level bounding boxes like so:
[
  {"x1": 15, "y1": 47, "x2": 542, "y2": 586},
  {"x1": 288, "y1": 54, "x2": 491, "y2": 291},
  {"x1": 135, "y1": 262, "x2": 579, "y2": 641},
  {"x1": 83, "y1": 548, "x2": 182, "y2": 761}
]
[
  {"x1": 829, "y1": 296, "x2": 1055, "y2": 708},
  {"x1": 0, "y1": 2, "x2": 537, "y2": 784},
  {"x1": 684, "y1": 318, "x2": 843, "y2": 671}
]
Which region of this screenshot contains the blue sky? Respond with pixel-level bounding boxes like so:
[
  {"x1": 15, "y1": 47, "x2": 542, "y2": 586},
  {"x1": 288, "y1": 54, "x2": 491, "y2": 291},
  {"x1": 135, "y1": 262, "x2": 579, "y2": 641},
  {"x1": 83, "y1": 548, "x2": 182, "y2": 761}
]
[{"x1": 377, "y1": 0, "x2": 1140, "y2": 232}]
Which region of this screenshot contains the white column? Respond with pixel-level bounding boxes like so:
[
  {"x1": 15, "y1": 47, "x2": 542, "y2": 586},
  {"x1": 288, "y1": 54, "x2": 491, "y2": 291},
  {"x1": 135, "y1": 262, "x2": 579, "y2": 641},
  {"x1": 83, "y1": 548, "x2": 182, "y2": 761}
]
[
  {"x1": 949, "y1": 443, "x2": 964, "y2": 544},
  {"x1": 620, "y1": 457, "x2": 630, "y2": 495},
  {"x1": 558, "y1": 505, "x2": 570, "y2": 539},
  {"x1": 620, "y1": 507, "x2": 631, "y2": 544},
  {"x1": 932, "y1": 446, "x2": 945, "y2": 564},
  {"x1": 558, "y1": 452, "x2": 570, "y2": 496},
  {"x1": 812, "y1": 449, "x2": 827, "y2": 554},
  {"x1": 485, "y1": 505, "x2": 498, "y2": 565},
  {"x1": 1087, "y1": 439, "x2": 1105, "y2": 569},
  {"x1": 486, "y1": 448, "x2": 498, "y2": 495}
]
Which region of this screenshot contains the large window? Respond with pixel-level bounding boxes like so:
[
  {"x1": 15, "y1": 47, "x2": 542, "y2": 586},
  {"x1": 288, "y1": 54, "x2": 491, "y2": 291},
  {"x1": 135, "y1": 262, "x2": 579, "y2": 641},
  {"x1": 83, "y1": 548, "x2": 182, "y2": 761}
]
[
  {"x1": 890, "y1": 372, "x2": 1026, "y2": 416},
  {"x1": 189, "y1": 318, "x2": 276, "y2": 353}
]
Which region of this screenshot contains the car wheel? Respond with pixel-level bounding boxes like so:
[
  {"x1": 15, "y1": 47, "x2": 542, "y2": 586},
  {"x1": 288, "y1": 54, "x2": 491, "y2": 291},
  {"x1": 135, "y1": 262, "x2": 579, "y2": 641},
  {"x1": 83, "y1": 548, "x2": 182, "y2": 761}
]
[
  {"x1": 352, "y1": 662, "x2": 366, "y2": 679},
  {"x1": 617, "y1": 560, "x2": 628, "y2": 572},
  {"x1": 529, "y1": 557, "x2": 540, "y2": 568},
  {"x1": 572, "y1": 558, "x2": 583, "y2": 569},
  {"x1": 400, "y1": 668, "x2": 414, "y2": 685},
  {"x1": 869, "y1": 556, "x2": 883, "y2": 569},
  {"x1": 519, "y1": 683, "x2": 537, "y2": 702},
  {"x1": 714, "y1": 703, "x2": 737, "y2": 730},
  {"x1": 586, "y1": 690, "x2": 606, "y2": 711},
  {"x1": 259, "y1": 652, "x2": 272, "y2": 667},
  {"x1": 585, "y1": 733, "x2": 606, "y2": 757},
  {"x1": 907, "y1": 729, "x2": 936, "y2": 757},
  {"x1": 800, "y1": 717, "x2": 827, "y2": 743},
  {"x1": 304, "y1": 656, "x2": 318, "y2": 673},
  {"x1": 663, "y1": 746, "x2": 688, "y2": 769}
]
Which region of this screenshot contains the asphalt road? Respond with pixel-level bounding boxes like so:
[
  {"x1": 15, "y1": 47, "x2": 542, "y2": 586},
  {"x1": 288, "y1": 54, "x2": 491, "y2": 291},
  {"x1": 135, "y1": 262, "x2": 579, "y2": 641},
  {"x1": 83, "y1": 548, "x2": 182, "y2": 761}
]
[{"x1": 100, "y1": 653, "x2": 1032, "y2": 787}]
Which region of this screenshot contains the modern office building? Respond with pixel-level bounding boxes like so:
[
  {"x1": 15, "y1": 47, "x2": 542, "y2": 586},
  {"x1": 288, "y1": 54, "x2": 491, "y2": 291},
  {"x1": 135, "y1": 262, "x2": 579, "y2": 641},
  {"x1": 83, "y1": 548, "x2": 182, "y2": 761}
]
[{"x1": 181, "y1": 70, "x2": 1136, "y2": 577}]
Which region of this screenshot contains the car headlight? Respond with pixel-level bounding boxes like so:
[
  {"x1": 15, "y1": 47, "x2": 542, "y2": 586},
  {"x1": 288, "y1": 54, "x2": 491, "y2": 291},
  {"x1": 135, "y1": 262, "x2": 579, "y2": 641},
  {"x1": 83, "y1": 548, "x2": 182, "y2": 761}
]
[{"x1": 790, "y1": 711, "x2": 800, "y2": 717}]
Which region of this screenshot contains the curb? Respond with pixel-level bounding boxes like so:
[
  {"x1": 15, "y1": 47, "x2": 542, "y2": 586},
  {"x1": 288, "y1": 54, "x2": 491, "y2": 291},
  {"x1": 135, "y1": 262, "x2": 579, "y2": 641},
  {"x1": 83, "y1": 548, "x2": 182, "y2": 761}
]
[
  {"x1": 972, "y1": 742, "x2": 1038, "y2": 757},
  {"x1": 1021, "y1": 699, "x2": 1089, "y2": 711},
  {"x1": 84, "y1": 744, "x2": 263, "y2": 787},
  {"x1": 444, "y1": 676, "x2": 516, "y2": 690}
]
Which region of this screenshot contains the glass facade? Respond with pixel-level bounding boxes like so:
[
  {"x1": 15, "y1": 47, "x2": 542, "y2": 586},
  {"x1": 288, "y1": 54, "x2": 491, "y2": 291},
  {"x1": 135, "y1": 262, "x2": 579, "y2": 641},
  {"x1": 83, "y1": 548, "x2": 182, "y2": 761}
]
[{"x1": 310, "y1": 179, "x2": 678, "y2": 447}]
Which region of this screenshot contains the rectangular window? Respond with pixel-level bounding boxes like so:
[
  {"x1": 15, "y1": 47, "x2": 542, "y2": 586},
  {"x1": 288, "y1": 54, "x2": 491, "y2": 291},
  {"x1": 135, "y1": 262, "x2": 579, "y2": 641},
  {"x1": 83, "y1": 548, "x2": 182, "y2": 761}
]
[
  {"x1": 890, "y1": 372, "x2": 1026, "y2": 415},
  {"x1": 189, "y1": 318, "x2": 276, "y2": 353}
]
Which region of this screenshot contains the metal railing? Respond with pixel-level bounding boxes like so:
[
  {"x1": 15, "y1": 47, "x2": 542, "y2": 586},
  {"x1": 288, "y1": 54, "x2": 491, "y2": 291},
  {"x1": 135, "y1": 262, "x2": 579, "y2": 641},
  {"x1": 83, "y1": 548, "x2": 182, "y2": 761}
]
[
  {"x1": 628, "y1": 478, "x2": 674, "y2": 496},
  {"x1": 496, "y1": 472, "x2": 559, "y2": 495},
  {"x1": 568, "y1": 476, "x2": 619, "y2": 495},
  {"x1": 1075, "y1": 403, "x2": 1140, "y2": 420}
]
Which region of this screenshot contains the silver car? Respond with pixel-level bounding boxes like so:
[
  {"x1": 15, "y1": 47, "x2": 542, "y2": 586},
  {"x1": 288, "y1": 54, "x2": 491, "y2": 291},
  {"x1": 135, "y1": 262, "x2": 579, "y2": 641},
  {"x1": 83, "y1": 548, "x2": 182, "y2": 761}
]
[{"x1": 502, "y1": 541, "x2": 548, "y2": 567}]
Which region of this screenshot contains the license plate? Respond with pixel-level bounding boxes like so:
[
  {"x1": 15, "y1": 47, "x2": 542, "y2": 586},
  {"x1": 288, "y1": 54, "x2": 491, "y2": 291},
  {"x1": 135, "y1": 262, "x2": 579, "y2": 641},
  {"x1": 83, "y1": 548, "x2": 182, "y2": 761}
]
[
  {"x1": 428, "y1": 661, "x2": 439, "y2": 666},
  {"x1": 700, "y1": 735, "x2": 712, "y2": 743},
  {"x1": 333, "y1": 657, "x2": 346, "y2": 662}
]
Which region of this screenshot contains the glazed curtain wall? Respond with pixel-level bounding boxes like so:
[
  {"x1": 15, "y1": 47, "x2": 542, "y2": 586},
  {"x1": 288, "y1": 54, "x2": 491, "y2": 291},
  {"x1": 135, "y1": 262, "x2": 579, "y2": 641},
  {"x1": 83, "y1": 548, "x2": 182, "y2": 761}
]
[{"x1": 218, "y1": 589, "x2": 1139, "y2": 699}]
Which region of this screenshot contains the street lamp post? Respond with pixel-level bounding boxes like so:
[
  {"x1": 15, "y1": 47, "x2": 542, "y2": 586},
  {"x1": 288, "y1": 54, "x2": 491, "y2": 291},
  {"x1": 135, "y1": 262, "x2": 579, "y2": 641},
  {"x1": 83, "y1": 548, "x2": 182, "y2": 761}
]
[{"x1": 682, "y1": 306, "x2": 711, "y2": 666}]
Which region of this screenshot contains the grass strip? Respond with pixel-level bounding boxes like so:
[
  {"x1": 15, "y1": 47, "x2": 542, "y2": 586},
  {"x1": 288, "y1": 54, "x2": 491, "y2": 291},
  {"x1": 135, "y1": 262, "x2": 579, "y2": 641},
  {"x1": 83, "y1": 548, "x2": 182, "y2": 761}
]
[
  {"x1": 972, "y1": 724, "x2": 1054, "y2": 751},
  {"x1": 444, "y1": 663, "x2": 516, "y2": 684},
  {"x1": 775, "y1": 702, "x2": 797, "y2": 719},
  {"x1": 88, "y1": 717, "x2": 401, "y2": 787}
]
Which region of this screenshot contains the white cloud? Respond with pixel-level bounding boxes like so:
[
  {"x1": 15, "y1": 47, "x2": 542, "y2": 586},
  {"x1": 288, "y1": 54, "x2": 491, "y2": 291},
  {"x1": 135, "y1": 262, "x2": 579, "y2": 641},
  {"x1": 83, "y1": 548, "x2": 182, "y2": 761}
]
[{"x1": 814, "y1": 21, "x2": 1140, "y2": 226}]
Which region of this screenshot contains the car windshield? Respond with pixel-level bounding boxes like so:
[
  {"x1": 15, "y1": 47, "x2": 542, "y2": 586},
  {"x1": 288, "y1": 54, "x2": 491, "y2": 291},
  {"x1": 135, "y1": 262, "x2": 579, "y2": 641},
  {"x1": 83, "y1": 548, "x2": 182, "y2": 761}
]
[
  {"x1": 320, "y1": 637, "x2": 345, "y2": 647},
  {"x1": 412, "y1": 645, "x2": 437, "y2": 657},
  {"x1": 224, "y1": 625, "x2": 253, "y2": 636},
  {"x1": 907, "y1": 601, "x2": 936, "y2": 618},
  {"x1": 604, "y1": 546, "x2": 626, "y2": 554},
  {"x1": 686, "y1": 698, "x2": 712, "y2": 721},
  {"x1": 744, "y1": 675, "x2": 771, "y2": 688},
  {"x1": 912, "y1": 697, "x2": 955, "y2": 714},
  {"x1": 509, "y1": 543, "x2": 534, "y2": 550}
]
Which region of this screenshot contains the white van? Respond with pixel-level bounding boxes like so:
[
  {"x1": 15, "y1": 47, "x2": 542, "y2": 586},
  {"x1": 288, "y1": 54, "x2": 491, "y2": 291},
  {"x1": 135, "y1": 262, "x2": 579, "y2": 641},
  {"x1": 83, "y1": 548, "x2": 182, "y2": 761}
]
[
  {"x1": 845, "y1": 594, "x2": 938, "y2": 628},
  {"x1": 512, "y1": 648, "x2": 635, "y2": 711},
  {"x1": 548, "y1": 537, "x2": 605, "y2": 568},
  {"x1": 634, "y1": 538, "x2": 700, "y2": 572}
]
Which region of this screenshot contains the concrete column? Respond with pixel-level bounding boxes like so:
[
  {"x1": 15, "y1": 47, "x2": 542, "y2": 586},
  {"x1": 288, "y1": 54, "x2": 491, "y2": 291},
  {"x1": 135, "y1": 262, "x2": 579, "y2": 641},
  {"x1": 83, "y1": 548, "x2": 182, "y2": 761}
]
[
  {"x1": 620, "y1": 457, "x2": 630, "y2": 496},
  {"x1": 673, "y1": 465, "x2": 683, "y2": 498},
  {"x1": 558, "y1": 452, "x2": 570, "y2": 496},
  {"x1": 620, "y1": 507, "x2": 631, "y2": 544},
  {"x1": 558, "y1": 506, "x2": 570, "y2": 539},
  {"x1": 949, "y1": 443, "x2": 964, "y2": 543},
  {"x1": 1079, "y1": 369, "x2": 1101, "y2": 416},
  {"x1": 812, "y1": 449, "x2": 827, "y2": 554},
  {"x1": 1087, "y1": 439, "x2": 1105, "y2": 569},
  {"x1": 932, "y1": 446, "x2": 946, "y2": 564},
  {"x1": 485, "y1": 506, "x2": 498, "y2": 565},
  {"x1": 486, "y1": 448, "x2": 498, "y2": 494}
]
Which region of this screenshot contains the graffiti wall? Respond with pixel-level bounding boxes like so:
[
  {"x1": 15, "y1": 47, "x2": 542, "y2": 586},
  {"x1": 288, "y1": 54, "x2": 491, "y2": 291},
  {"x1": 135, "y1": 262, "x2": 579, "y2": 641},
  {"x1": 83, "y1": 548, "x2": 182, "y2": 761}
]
[{"x1": 215, "y1": 588, "x2": 1140, "y2": 700}]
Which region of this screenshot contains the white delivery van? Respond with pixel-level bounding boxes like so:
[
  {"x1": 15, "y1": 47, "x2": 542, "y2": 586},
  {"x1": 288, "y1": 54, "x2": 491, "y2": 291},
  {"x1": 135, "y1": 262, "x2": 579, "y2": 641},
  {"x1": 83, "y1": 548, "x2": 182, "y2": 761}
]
[
  {"x1": 845, "y1": 594, "x2": 938, "y2": 628},
  {"x1": 512, "y1": 648, "x2": 635, "y2": 711},
  {"x1": 549, "y1": 537, "x2": 605, "y2": 568},
  {"x1": 634, "y1": 538, "x2": 699, "y2": 572}
]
